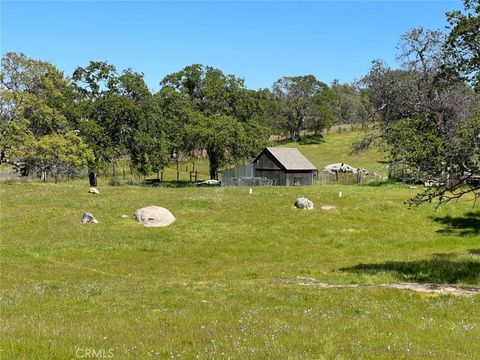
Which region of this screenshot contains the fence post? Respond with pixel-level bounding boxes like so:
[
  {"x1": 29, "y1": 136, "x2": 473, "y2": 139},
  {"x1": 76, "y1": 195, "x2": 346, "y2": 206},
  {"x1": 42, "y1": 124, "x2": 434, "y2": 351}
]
[{"x1": 176, "y1": 159, "x2": 179, "y2": 182}]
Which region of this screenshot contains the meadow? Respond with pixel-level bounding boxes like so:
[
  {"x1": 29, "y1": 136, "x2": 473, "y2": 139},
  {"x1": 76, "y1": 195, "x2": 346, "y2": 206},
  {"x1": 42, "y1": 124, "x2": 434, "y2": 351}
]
[{"x1": 1, "y1": 131, "x2": 479, "y2": 359}]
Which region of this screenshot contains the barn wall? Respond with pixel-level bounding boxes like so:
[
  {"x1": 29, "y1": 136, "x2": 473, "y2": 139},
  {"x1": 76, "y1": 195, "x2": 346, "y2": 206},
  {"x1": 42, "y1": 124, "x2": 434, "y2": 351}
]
[
  {"x1": 254, "y1": 170, "x2": 315, "y2": 186},
  {"x1": 254, "y1": 169, "x2": 286, "y2": 185},
  {"x1": 253, "y1": 152, "x2": 282, "y2": 170},
  {"x1": 253, "y1": 149, "x2": 316, "y2": 186},
  {"x1": 285, "y1": 171, "x2": 315, "y2": 186}
]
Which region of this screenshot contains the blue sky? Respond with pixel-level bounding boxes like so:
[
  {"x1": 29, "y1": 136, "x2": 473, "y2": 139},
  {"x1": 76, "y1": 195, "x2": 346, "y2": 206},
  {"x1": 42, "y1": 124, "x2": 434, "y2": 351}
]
[{"x1": 1, "y1": 1, "x2": 461, "y2": 91}]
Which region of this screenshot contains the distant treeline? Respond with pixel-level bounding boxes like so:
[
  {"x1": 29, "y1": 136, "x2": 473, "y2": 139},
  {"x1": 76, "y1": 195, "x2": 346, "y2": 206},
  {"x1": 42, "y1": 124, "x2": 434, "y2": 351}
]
[{"x1": 0, "y1": 53, "x2": 372, "y2": 181}]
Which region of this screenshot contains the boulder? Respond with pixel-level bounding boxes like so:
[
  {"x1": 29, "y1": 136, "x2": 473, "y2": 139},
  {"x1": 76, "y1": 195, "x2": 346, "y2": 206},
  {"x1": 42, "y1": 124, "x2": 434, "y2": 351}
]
[
  {"x1": 81, "y1": 212, "x2": 98, "y2": 224},
  {"x1": 322, "y1": 163, "x2": 357, "y2": 174},
  {"x1": 196, "y1": 179, "x2": 221, "y2": 186},
  {"x1": 295, "y1": 197, "x2": 314, "y2": 210},
  {"x1": 88, "y1": 187, "x2": 100, "y2": 194},
  {"x1": 133, "y1": 206, "x2": 176, "y2": 227}
]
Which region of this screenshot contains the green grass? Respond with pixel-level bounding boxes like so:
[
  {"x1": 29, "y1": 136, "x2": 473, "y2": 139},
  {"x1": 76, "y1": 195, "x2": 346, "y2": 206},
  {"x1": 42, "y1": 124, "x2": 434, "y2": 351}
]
[
  {"x1": 1, "y1": 183, "x2": 479, "y2": 359},
  {"x1": 1, "y1": 131, "x2": 479, "y2": 359}
]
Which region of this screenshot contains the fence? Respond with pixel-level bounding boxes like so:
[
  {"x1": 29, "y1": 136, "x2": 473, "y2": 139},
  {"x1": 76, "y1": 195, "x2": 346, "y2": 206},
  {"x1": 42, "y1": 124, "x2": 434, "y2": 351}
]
[
  {"x1": 221, "y1": 164, "x2": 254, "y2": 186},
  {"x1": 227, "y1": 177, "x2": 274, "y2": 187},
  {"x1": 316, "y1": 170, "x2": 382, "y2": 185}
]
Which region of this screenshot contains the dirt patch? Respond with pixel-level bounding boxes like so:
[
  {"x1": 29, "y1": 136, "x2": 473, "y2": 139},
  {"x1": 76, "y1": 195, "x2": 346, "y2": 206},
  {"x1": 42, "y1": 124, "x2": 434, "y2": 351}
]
[
  {"x1": 286, "y1": 276, "x2": 480, "y2": 296},
  {"x1": 321, "y1": 205, "x2": 338, "y2": 212}
]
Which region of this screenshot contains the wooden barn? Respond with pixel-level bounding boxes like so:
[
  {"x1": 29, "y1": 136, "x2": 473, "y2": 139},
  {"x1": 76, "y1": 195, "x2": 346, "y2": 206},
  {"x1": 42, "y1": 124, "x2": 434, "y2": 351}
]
[{"x1": 253, "y1": 147, "x2": 318, "y2": 186}]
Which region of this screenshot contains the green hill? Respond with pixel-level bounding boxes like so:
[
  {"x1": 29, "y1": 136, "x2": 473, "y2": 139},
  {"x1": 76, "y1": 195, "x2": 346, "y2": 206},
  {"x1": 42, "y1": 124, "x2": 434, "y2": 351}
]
[{"x1": 280, "y1": 131, "x2": 387, "y2": 175}]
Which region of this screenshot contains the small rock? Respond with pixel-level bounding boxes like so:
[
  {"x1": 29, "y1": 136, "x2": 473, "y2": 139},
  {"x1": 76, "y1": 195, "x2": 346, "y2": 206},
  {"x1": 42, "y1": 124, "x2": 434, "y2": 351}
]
[
  {"x1": 81, "y1": 212, "x2": 98, "y2": 224},
  {"x1": 196, "y1": 179, "x2": 220, "y2": 186},
  {"x1": 321, "y1": 205, "x2": 337, "y2": 212},
  {"x1": 295, "y1": 197, "x2": 314, "y2": 210},
  {"x1": 133, "y1": 206, "x2": 176, "y2": 227},
  {"x1": 88, "y1": 187, "x2": 100, "y2": 194}
]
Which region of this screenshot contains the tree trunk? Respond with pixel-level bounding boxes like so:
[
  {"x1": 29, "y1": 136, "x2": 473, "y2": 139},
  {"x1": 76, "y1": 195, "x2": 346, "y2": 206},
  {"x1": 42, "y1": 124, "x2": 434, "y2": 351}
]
[
  {"x1": 290, "y1": 130, "x2": 300, "y2": 141},
  {"x1": 207, "y1": 147, "x2": 219, "y2": 179}
]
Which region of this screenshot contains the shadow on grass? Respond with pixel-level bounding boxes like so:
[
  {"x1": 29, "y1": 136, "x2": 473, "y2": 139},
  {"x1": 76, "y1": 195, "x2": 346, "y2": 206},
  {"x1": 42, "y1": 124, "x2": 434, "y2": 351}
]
[
  {"x1": 142, "y1": 179, "x2": 197, "y2": 188},
  {"x1": 432, "y1": 211, "x2": 480, "y2": 237},
  {"x1": 341, "y1": 257, "x2": 480, "y2": 284},
  {"x1": 298, "y1": 134, "x2": 324, "y2": 145},
  {"x1": 361, "y1": 180, "x2": 396, "y2": 187}
]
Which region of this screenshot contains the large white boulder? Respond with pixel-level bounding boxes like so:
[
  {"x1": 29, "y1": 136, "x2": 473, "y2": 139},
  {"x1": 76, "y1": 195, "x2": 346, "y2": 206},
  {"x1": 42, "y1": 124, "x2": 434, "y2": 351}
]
[
  {"x1": 322, "y1": 163, "x2": 357, "y2": 174},
  {"x1": 133, "y1": 206, "x2": 176, "y2": 227},
  {"x1": 295, "y1": 197, "x2": 314, "y2": 210}
]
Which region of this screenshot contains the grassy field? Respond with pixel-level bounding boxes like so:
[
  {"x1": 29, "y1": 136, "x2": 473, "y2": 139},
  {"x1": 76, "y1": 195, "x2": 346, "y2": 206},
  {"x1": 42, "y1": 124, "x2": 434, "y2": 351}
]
[{"x1": 1, "y1": 131, "x2": 479, "y2": 359}]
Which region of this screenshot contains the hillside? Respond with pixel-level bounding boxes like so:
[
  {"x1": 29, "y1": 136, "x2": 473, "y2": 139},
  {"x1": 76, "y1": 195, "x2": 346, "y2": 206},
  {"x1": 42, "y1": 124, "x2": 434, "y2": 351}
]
[{"x1": 280, "y1": 131, "x2": 387, "y2": 176}]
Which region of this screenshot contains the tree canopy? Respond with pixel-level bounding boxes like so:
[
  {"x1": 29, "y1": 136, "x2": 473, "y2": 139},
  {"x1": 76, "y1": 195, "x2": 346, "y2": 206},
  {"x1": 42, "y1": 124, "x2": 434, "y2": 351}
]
[
  {"x1": 444, "y1": 0, "x2": 480, "y2": 91},
  {"x1": 271, "y1": 75, "x2": 333, "y2": 141},
  {"x1": 1, "y1": 52, "x2": 93, "y2": 178},
  {"x1": 158, "y1": 64, "x2": 269, "y2": 178},
  {"x1": 358, "y1": 2, "x2": 480, "y2": 205}
]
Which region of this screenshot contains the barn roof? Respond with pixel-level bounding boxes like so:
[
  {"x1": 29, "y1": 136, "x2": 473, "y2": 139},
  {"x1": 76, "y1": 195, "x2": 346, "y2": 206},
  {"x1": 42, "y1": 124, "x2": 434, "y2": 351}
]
[{"x1": 257, "y1": 147, "x2": 317, "y2": 171}]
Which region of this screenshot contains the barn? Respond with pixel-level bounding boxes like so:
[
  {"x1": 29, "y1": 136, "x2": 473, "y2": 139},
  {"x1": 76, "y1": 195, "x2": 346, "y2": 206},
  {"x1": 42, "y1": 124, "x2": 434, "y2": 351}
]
[{"x1": 253, "y1": 147, "x2": 318, "y2": 186}]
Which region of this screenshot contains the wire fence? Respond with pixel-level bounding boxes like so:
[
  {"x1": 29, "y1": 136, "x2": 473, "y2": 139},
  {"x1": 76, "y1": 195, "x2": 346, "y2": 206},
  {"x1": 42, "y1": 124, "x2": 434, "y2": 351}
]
[
  {"x1": 221, "y1": 164, "x2": 254, "y2": 186},
  {"x1": 316, "y1": 171, "x2": 382, "y2": 185},
  {"x1": 226, "y1": 177, "x2": 274, "y2": 187}
]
